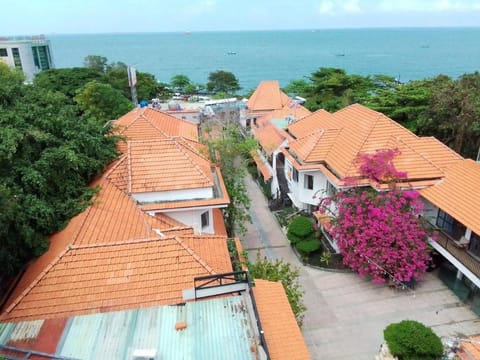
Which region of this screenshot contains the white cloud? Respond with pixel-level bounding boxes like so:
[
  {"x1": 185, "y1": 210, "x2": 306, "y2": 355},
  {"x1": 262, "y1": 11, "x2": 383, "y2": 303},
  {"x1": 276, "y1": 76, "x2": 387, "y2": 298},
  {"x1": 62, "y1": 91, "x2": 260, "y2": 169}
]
[
  {"x1": 317, "y1": 0, "x2": 362, "y2": 15},
  {"x1": 376, "y1": 0, "x2": 480, "y2": 12},
  {"x1": 183, "y1": 0, "x2": 217, "y2": 17}
]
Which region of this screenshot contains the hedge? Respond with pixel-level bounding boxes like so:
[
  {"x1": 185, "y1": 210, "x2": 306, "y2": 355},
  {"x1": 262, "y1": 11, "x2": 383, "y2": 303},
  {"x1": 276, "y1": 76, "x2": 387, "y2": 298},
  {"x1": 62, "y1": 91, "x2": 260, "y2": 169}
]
[{"x1": 384, "y1": 320, "x2": 443, "y2": 360}]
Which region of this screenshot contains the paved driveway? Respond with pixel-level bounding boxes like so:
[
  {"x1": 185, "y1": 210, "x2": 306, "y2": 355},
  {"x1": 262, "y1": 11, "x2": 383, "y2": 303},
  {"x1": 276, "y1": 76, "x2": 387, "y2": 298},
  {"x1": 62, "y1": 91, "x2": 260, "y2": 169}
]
[{"x1": 240, "y1": 175, "x2": 480, "y2": 360}]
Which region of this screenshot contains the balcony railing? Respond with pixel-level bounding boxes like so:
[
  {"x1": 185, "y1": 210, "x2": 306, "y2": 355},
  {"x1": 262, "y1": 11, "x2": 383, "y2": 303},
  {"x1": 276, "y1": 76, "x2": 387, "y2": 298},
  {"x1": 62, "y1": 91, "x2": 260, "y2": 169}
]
[{"x1": 435, "y1": 231, "x2": 480, "y2": 279}]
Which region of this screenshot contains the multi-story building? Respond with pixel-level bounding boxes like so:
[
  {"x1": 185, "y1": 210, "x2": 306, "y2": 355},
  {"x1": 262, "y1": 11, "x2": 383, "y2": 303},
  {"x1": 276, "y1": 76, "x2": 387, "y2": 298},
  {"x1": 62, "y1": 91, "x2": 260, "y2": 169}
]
[{"x1": 0, "y1": 35, "x2": 54, "y2": 81}]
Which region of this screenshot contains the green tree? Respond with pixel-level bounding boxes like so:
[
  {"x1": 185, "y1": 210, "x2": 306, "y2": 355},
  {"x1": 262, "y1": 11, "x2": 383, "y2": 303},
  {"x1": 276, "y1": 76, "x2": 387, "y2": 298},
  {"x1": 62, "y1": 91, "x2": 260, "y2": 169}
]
[
  {"x1": 283, "y1": 79, "x2": 312, "y2": 98},
  {"x1": 416, "y1": 73, "x2": 480, "y2": 159},
  {"x1": 0, "y1": 65, "x2": 118, "y2": 277},
  {"x1": 33, "y1": 67, "x2": 105, "y2": 100},
  {"x1": 303, "y1": 67, "x2": 375, "y2": 111},
  {"x1": 202, "y1": 124, "x2": 257, "y2": 236},
  {"x1": 84, "y1": 55, "x2": 108, "y2": 72},
  {"x1": 106, "y1": 64, "x2": 160, "y2": 101},
  {"x1": 74, "y1": 80, "x2": 133, "y2": 123},
  {"x1": 367, "y1": 78, "x2": 434, "y2": 130},
  {"x1": 384, "y1": 320, "x2": 443, "y2": 360},
  {"x1": 170, "y1": 74, "x2": 191, "y2": 93},
  {"x1": 206, "y1": 70, "x2": 240, "y2": 94},
  {"x1": 248, "y1": 253, "x2": 306, "y2": 326}
]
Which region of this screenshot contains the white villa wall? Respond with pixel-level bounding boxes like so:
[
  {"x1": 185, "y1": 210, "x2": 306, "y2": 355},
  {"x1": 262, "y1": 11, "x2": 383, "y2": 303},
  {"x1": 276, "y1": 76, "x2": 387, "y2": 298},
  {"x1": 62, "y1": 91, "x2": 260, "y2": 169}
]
[
  {"x1": 156, "y1": 208, "x2": 214, "y2": 234},
  {"x1": 132, "y1": 187, "x2": 213, "y2": 204},
  {"x1": 284, "y1": 158, "x2": 330, "y2": 210}
]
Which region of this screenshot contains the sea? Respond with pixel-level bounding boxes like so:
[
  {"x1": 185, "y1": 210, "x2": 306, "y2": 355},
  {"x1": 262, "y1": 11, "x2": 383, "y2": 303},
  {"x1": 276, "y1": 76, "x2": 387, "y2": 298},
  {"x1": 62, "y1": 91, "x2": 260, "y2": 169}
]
[{"x1": 49, "y1": 27, "x2": 480, "y2": 92}]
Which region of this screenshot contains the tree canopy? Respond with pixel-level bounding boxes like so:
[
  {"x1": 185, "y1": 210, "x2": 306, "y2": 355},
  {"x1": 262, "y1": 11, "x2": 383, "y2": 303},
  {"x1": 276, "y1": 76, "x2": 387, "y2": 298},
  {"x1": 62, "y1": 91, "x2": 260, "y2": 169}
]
[
  {"x1": 0, "y1": 63, "x2": 118, "y2": 278},
  {"x1": 74, "y1": 80, "x2": 133, "y2": 123},
  {"x1": 202, "y1": 124, "x2": 257, "y2": 236},
  {"x1": 170, "y1": 74, "x2": 191, "y2": 93},
  {"x1": 207, "y1": 70, "x2": 240, "y2": 94}
]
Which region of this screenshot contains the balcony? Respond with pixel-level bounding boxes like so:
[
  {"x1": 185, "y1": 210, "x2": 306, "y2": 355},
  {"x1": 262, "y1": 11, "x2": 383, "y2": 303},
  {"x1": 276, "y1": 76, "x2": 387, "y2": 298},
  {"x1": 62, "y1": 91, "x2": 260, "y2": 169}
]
[{"x1": 435, "y1": 231, "x2": 480, "y2": 280}]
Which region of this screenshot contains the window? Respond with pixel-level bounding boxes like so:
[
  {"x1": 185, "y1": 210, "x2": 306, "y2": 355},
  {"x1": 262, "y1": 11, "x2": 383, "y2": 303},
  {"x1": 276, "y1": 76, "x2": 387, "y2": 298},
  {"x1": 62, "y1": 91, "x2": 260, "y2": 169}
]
[
  {"x1": 0, "y1": 48, "x2": 7, "y2": 57},
  {"x1": 326, "y1": 181, "x2": 337, "y2": 197},
  {"x1": 469, "y1": 232, "x2": 480, "y2": 257},
  {"x1": 304, "y1": 174, "x2": 314, "y2": 190},
  {"x1": 11, "y1": 48, "x2": 22, "y2": 70},
  {"x1": 201, "y1": 211, "x2": 209, "y2": 228},
  {"x1": 292, "y1": 168, "x2": 298, "y2": 182},
  {"x1": 436, "y1": 209, "x2": 455, "y2": 234},
  {"x1": 32, "y1": 46, "x2": 51, "y2": 70},
  {"x1": 436, "y1": 209, "x2": 465, "y2": 238}
]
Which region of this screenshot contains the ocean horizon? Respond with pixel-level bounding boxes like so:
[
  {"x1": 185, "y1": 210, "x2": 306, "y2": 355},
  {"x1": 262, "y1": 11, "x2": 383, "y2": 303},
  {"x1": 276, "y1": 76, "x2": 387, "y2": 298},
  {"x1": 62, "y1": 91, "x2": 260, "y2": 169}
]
[{"x1": 49, "y1": 27, "x2": 480, "y2": 92}]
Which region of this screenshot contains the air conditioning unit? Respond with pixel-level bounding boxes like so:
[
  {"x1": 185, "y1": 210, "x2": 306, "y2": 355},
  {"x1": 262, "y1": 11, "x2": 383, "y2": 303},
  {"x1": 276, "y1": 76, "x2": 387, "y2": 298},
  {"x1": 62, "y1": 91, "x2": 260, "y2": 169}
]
[{"x1": 132, "y1": 349, "x2": 156, "y2": 360}]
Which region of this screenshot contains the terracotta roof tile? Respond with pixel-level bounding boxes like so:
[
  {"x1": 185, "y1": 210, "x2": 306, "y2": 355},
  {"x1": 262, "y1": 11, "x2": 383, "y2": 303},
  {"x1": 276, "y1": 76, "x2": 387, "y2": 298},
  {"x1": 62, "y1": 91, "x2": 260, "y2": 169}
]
[
  {"x1": 114, "y1": 107, "x2": 199, "y2": 144},
  {"x1": 247, "y1": 81, "x2": 290, "y2": 112},
  {"x1": 138, "y1": 166, "x2": 229, "y2": 211},
  {"x1": 253, "y1": 122, "x2": 289, "y2": 156},
  {"x1": 107, "y1": 139, "x2": 214, "y2": 193},
  {"x1": 212, "y1": 208, "x2": 228, "y2": 236},
  {"x1": 287, "y1": 109, "x2": 334, "y2": 139},
  {"x1": 1, "y1": 176, "x2": 158, "y2": 320},
  {"x1": 253, "y1": 279, "x2": 310, "y2": 360},
  {"x1": 252, "y1": 153, "x2": 273, "y2": 181},
  {"x1": 458, "y1": 336, "x2": 480, "y2": 360},
  {"x1": 2, "y1": 235, "x2": 232, "y2": 322},
  {"x1": 285, "y1": 104, "x2": 448, "y2": 186},
  {"x1": 402, "y1": 136, "x2": 463, "y2": 169},
  {"x1": 420, "y1": 159, "x2": 480, "y2": 235}
]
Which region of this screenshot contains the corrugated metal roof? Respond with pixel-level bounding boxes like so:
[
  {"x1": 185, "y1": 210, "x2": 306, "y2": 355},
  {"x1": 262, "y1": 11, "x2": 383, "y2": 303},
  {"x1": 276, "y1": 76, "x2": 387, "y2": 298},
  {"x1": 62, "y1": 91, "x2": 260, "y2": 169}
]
[
  {"x1": 1, "y1": 296, "x2": 257, "y2": 359},
  {"x1": 54, "y1": 295, "x2": 255, "y2": 360}
]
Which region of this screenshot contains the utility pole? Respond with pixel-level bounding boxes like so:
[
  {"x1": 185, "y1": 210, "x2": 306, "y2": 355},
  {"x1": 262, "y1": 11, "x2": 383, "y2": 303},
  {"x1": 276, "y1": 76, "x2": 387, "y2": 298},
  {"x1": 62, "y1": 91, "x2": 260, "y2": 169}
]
[{"x1": 128, "y1": 66, "x2": 138, "y2": 107}]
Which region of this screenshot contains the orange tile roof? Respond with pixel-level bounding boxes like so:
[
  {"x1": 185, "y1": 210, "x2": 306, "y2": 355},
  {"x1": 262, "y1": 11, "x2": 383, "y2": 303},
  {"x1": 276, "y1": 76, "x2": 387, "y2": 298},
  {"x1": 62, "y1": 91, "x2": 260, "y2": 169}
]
[
  {"x1": 247, "y1": 81, "x2": 290, "y2": 112},
  {"x1": 212, "y1": 208, "x2": 228, "y2": 236},
  {"x1": 1, "y1": 172, "x2": 232, "y2": 322},
  {"x1": 402, "y1": 136, "x2": 463, "y2": 169},
  {"x1": 253, "y1": 279, "x2": 311, "y2": 360},
  {"x1": 252, "y1": 152, "x2": 273, "y2": 181},
  {"x1": 107, "y1": 139, "x2": 214, "y2": 193},
  {"x1": 146, "y1": 213, "x2": 195, "y2": 237},
  {"x1": 285, "y1": 104, "x2": 449, "y2": 185},
  {"x1": 138, "y1": 166, "x2": 230, "y2": 211},
  {"x1": 420, "y1": 159, "x2": 480, "y2": 235},
  {"x1": 3, "y1": 177, "x2": 156, "y2": 313},
  {"x1": 287, "y1": 109, "x2": 334, "y2": 139},
  {"x1": 458, "y1": 336, "x2": 480, "y2": 360},
  {"x1": 1, "y1": 235, "x2": 232, "y2": 322},
  {"x1": 253, "y1": 123, "x2": 288, "y2": 156},
  {"x1": 114, "y1": 107, "x2": 199, "y2": 147}
]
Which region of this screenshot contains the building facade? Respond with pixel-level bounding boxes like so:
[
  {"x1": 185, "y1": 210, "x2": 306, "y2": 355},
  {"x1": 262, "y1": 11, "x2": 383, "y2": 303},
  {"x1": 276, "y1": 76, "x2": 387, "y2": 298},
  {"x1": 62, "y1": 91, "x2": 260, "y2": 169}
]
[{"x1": 0, "y1": 35, "x2": 54, "y2": 81}]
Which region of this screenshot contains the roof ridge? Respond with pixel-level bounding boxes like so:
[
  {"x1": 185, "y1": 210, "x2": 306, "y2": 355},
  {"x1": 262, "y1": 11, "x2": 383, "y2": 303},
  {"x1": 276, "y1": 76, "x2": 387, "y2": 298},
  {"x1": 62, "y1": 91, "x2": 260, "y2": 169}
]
[
  {"x1": 102, "y1": 155, "x2": 128, "y2": 179},
  {"x1": 175, "y1": 137, "x2": 211, "y2": 162},
  {"x1": 394, "y1": 135, "x2": 444, "y2": 175},
  {"x1": 2, "y1": 246, "x2": 71, "y2": 317},
  {"x1": 70, "y1": 236, "x2": 164, "y2": 249},
  {"x1": 343, "y1": 111, "x2": 385, "y2": 175},
  {"x1": 127, "y1": 141, "x2": 133, "y2": 194},
  {"x1": 173, "y1": 140, "x2": 213, "y2": 187},
  {"x1": 139, "y1": 112, "x2": 171, "y2": 138},
  {"x1": 174, "y1": 236, "x2": 216, "y2": 274}
]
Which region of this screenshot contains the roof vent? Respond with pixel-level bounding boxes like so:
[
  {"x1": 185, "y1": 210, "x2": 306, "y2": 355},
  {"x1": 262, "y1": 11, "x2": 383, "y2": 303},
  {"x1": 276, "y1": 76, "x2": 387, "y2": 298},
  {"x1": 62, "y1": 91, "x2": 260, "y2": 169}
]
[{"x1": 132, "y1": 349, "x2": 156, "y2": 360}]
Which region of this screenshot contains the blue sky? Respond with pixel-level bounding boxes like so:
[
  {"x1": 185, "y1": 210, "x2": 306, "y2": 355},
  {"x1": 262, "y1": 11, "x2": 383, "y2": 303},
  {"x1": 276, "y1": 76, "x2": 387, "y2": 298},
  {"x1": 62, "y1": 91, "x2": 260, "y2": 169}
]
[{"x1": 2, "y1": 0, "x2": 480, "y2": 35}]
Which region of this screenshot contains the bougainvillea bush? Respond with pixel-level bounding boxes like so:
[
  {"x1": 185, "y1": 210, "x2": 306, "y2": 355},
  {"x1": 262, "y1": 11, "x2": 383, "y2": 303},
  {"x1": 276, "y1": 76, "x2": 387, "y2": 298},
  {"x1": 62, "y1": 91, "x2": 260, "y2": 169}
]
[{"x1": 323, "y1": 149, "x2": 433, "y2": 284}]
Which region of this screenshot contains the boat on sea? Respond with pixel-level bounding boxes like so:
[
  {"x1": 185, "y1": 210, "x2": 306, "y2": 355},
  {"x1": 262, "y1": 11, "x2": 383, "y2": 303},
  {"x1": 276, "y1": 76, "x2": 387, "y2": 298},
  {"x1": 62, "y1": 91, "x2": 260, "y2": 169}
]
[{"x1": 226, "y1": 51, "x2": 237, "y2": 55}]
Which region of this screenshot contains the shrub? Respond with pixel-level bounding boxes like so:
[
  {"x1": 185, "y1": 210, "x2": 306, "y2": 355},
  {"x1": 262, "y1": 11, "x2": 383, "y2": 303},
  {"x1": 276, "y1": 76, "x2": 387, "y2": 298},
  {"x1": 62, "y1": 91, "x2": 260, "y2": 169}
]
[
  {"x1": 384, "y1": 320, "x2": 443, "y2": 360},
  {"x1": 296, "y1": 238, "x2": 321, "y2": 255},
  {"x1": 287, "y1": 216, "x2": 314, "y2": 244}
]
